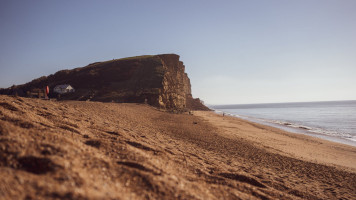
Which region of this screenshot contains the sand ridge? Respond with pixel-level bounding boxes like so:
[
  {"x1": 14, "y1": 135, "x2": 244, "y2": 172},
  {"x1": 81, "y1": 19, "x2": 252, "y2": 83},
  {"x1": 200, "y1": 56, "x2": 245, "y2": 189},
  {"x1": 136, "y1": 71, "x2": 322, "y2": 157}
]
[{"x1": 0, "y1": 95, "x2": 355, "y2": 199}]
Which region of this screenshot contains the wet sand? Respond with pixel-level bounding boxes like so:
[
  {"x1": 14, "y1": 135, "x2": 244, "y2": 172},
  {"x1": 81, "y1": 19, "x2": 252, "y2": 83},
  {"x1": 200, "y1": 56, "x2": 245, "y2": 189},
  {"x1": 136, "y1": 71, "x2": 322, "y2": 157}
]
[{"x1": 1, "y1": 95, "x2": 355, "y2": 199}]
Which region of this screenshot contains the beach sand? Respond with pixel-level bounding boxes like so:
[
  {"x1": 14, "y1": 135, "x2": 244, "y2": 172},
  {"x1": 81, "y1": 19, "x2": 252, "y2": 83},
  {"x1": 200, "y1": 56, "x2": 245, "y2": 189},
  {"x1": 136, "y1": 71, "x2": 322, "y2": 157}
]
[{"x1": 1, "y1": 95, "x2": 355, "y2": 199}]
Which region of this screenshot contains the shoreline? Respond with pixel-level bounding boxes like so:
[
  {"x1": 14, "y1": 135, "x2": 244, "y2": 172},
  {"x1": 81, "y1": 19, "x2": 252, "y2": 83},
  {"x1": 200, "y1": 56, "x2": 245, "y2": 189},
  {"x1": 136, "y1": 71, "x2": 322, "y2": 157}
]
[
  {"x1": 213, "y1": 109, "x2": 356, "y2": 148},
  {"x1": 194, "y1": 111, "x2": 356, "y2": 172}
]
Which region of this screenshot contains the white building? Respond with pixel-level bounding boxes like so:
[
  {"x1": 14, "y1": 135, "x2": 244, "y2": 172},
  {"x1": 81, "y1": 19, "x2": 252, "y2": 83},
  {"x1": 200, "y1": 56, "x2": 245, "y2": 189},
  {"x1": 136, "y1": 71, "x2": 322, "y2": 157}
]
[{"x1": 53, "y1": 84, "x2": 75, "y2": 94}]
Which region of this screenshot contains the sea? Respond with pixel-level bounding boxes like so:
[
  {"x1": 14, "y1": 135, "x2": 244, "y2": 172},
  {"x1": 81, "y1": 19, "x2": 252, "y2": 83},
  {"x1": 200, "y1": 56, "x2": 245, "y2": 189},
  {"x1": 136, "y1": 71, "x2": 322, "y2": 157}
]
[{"x1": 211, "y1": 100, "x2": 356, "y2": 147}]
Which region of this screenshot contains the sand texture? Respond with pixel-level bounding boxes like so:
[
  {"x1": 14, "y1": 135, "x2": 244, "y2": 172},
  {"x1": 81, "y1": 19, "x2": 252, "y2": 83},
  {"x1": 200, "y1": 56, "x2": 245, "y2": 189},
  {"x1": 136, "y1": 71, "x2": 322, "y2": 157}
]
[{"x1": 0, "y1": 95, "x2": 355, "y2": 199}]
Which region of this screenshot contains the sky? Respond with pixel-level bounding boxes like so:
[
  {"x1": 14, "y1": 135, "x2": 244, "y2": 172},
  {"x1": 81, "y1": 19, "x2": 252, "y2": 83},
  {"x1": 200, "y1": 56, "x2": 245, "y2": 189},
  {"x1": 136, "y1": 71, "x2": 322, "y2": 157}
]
[{"x1": 0, "y1": 0, "x2": 355, "y2": 104}]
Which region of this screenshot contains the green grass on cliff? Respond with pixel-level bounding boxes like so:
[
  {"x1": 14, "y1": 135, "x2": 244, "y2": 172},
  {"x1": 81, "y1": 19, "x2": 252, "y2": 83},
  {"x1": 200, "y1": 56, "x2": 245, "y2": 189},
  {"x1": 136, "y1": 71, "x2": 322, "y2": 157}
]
[
  {"x1": 117, "y1": 55, "x2": 155, "y2": 61},
  {"x1": 85, "y1": 55, "x2": 157, "y2": 69}
]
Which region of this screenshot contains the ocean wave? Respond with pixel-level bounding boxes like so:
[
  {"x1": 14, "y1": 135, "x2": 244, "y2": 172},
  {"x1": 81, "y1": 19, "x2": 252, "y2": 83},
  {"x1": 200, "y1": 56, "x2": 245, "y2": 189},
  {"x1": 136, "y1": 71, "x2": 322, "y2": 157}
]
[
  {"x1": 214, "y1": 109, "x2": 356, "y2": 144},
  {"x1": 349, "y1": 136, "x2": 356, "y2": 142},
  {"x1": 265, "y1": 119, "x2": 355, "y2": 141}
]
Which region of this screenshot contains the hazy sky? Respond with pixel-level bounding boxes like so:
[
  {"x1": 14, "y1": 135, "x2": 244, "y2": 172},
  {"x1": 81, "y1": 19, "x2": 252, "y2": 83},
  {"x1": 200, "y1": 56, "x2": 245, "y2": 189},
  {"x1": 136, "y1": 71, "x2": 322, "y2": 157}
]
[{"x1": 1, "y1": 0, "x2": 355, "y2": 104}]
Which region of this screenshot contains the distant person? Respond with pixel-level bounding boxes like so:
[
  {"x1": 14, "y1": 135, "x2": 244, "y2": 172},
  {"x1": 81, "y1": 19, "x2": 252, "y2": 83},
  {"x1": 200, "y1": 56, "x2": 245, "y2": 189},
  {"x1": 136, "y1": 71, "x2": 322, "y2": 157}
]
[
  {"x1": 45, "y1": 86, "x2": 50, "y2": 100},
  {"x1": 223, "y1": 112, "x2": 225, "y2": 117}
]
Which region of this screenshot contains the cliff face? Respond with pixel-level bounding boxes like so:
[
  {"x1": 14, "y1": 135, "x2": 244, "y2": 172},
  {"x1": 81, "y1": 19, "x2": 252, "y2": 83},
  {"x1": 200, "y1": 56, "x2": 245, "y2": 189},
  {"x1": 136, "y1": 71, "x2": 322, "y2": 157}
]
[
  {"x1": 1, "y1": 54, "x2": 209, "y2": 110},
  {"x1": 158, "y1": 54, "x2": 191, "y2": 109}
]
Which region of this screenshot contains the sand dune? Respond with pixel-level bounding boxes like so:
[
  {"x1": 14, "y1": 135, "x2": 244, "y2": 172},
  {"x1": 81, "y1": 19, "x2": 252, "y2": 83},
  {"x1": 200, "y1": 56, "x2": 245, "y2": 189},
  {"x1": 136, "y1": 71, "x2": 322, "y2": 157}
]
[{"x1": 1, "y1": 95, "x2": 355, "y2": 199}]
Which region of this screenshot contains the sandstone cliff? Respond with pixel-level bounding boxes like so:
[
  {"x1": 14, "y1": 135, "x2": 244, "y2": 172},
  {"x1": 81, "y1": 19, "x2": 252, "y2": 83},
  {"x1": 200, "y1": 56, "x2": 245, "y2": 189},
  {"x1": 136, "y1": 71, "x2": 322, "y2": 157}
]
[{"x1": 0, "y1": 54, "x2": 209, "y2": 110}]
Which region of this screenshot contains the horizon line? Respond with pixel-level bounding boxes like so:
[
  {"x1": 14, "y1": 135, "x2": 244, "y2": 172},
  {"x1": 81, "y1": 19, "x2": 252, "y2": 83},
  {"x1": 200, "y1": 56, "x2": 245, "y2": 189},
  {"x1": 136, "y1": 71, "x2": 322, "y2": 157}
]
[{"x1": 208, "y1": 99, "x2": 356, "y2": 106}]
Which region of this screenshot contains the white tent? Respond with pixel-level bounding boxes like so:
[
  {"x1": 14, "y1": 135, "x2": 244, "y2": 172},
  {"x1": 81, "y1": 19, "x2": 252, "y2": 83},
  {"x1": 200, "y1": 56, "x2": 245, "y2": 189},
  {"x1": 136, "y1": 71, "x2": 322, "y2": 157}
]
[{"x1": 53, "y1": 84, "x2": 75, "y2": 94}]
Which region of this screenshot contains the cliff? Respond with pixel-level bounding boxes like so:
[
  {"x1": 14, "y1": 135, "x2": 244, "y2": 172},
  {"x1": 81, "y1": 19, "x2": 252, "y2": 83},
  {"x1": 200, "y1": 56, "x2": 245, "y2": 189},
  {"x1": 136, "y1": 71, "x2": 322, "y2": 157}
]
[{"x1": 0, "y1": 54, "x2": 210, "y2": 111}]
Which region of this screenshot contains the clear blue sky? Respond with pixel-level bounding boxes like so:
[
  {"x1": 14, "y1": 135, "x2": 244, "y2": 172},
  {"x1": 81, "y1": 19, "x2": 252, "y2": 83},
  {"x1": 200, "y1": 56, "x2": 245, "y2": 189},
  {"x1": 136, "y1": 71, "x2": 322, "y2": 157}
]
[{"x1": 1, "y1": 0, "x2": 355, "y2": 104}]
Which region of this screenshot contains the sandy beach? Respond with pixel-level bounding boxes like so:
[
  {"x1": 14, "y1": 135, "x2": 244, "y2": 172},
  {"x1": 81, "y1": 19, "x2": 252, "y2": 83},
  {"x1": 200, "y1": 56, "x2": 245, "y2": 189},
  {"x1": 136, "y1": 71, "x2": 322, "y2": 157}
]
[
  {"x1": 1, "y1": 95, "x2": 355, "y2": 199},
  {"x1": 194, "y1": 111, "x2": 356, "y2": 172}
]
